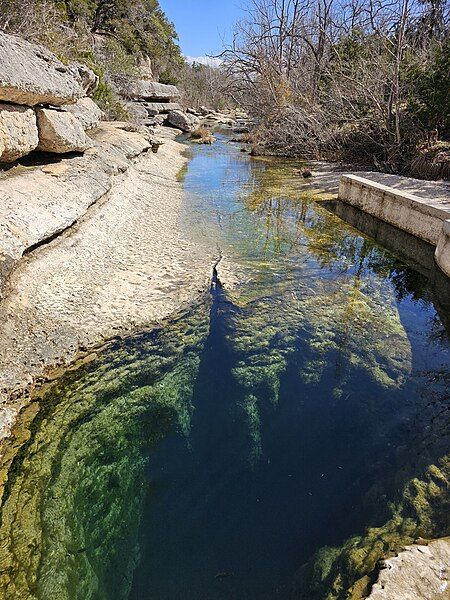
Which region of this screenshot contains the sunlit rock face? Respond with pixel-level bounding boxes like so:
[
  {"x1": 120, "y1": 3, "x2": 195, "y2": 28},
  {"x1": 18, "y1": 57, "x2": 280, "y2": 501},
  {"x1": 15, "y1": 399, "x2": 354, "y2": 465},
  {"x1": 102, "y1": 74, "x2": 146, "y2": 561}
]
[{"x1": 0, "y1": 32, "x2": 83, "y2": 107}]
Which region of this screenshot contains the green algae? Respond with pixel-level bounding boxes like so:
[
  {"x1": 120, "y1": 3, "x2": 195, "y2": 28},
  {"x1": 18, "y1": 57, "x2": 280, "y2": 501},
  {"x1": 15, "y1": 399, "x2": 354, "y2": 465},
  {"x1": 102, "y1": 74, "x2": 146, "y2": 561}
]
[
  {"x1": 0, "y1": 299, "x2": 210, "y2": 600},
  {"x1": 222, "y1": 273, "x2": 412, "y2": 460},
  {"x1": 294, "y1": 456, "x2": 450, "y2": 600},
  {"x1": 0, "y1": 138, "x2": 449, "y2": 599}
]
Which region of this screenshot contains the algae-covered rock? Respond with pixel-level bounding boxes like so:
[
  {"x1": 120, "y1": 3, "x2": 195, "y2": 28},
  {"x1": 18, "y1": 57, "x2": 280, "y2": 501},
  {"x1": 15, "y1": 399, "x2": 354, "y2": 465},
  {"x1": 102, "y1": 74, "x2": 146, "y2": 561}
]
[
  {"x1": 0, "y1": 300, "x2": 210, "y2": 599},
  {"x1": 294, "y1": 456, "x2": 450, "y2": 599}
]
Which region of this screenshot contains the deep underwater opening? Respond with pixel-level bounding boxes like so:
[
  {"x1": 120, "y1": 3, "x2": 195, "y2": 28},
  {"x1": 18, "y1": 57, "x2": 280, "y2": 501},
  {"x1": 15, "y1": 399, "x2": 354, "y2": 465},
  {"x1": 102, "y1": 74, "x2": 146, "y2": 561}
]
[{"x1": 0, "y1": 133, "x2": 448, "y2": 600}]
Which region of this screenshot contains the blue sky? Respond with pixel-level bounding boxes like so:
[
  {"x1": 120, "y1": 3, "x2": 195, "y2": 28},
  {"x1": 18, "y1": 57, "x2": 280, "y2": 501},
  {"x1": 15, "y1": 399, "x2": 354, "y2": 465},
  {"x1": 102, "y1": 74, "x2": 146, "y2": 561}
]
[{"x1": 159, "y1": 0, "x2": 244, "y2": 57}]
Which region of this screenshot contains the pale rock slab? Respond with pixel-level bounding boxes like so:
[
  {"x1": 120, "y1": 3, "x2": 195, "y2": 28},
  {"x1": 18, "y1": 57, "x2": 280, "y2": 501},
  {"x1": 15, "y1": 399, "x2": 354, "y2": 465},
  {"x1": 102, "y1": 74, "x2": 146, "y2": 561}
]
[
  {"x1": 125, "y1": 101, "x2": 149, "y2": 122},
  {"x1": 0, "y1": 32, "x2": 83, "y2": 106},
  {"x1": 144, "y1": 102, "x2": 181, "y2": 115},
  {"x1": 367, "y1": 539, "x2": 450, "y2": 600},
  {"x1": 0, "y1": 103, "x2": 39, "y2": 162},
  {"x1": 36, "y1": 108, "x2": 92, "y2": 153},
  {"x1": 63, "y1": 97, "x2": 103, "y2": 131},
  {"x1": 166, "y1": 110, "x2": 200, "y2": 132},
  {"x1": 127, "y1": 80, "x2": 180, "y2": 101}
]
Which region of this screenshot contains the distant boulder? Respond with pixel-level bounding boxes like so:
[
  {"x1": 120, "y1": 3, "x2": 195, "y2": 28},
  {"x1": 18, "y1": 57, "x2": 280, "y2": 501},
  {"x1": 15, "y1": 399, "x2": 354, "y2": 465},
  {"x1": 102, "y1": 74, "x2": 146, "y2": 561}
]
[
  {"x1": 127, "y1": 81, "x2": 180, "y2": 102},
  {"x1": 0, "y1": 32, "x2": 83, "y2": 106},
  {"x1": 166, "y1": 110, "x2": 200, "y2": 133},
  {"x1": 143, "y1": 102, "x2": 181, "y2": 116}
]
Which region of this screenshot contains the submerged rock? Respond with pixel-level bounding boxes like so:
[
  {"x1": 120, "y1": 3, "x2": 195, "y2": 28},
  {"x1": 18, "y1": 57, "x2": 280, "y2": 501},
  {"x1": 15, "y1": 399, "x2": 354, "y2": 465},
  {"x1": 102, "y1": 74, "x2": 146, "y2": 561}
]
[
  {"x1": 0, "y1": 102, "x2": 39, "y2": 162},
  {"x1": 0, "y1": 31, "x2": 83, "y2": 106},
  {"x1": 36, "y1": 108, "x2": 92, "y2": 153}
]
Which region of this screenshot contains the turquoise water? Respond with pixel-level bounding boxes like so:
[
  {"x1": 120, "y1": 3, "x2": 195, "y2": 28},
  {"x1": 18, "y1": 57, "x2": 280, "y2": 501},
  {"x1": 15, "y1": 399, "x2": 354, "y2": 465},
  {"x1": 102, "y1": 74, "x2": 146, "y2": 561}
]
[{"x1": 0, "y1": 135, "x2": 448, "y2": 600}]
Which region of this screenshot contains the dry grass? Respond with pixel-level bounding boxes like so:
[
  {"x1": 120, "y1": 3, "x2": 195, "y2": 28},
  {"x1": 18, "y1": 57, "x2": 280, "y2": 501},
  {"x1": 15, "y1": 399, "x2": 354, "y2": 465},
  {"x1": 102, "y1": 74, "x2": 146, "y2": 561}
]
[{"x1": 190, "y1": 127, "x2": 212, "y2": 139}]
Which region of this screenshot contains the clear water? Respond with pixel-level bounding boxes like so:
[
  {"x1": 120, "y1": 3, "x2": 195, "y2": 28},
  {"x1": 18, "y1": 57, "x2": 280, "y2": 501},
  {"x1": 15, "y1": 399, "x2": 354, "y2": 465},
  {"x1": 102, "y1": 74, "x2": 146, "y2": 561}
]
[{"x1": 0, "y1": 135, "x2": 448, "y2": 600}]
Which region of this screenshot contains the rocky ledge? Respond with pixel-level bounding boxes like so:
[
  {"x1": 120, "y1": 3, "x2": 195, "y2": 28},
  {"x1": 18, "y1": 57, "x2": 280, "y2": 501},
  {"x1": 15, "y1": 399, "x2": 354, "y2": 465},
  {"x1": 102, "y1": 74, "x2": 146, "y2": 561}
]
[
  {"x1": 0, "y1": 121, "x2": 216, "y2": 444},
  {"x1": 367, "y1": 538, "x2": 450, "y2": 599},
  {"x1": 0, "y1": 31, "x2": 216, "y2": 446},
  {"x1": 0, "y1": 32, "x2": 102, "y2": 164}
]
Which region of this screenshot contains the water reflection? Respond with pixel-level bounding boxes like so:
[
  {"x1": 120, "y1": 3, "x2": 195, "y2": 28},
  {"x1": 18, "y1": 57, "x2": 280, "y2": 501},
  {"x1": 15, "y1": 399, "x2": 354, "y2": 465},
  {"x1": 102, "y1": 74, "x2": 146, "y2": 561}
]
[{"x1": 0, "y1": 136, "x2": 448, "y2": 600}]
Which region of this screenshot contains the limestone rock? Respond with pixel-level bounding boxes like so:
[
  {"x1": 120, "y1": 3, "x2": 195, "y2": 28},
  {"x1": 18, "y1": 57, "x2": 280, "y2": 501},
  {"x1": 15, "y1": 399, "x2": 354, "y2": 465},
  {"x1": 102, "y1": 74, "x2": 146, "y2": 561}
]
[
  {"x1": 143, "y1": 102, "x2": 181, "y2": 116},
  {"x1": 138, "y1": 56, "x2": 153, "y2": 81},
  {"x1": 68, "y1": 62, "x2": 99, "y2": 97},
  {"x1": 367, "y1": 539, "x2": 450, "y2": 600},
  {"x1": 166, "y1": 110, "x2": 200, "y2": 133},
  {"x1": 36, "y1": 108, "x2": 92, "y2": 153},
  {"x1": 146, "y1": 115, "x2": 166, "y2": 126},
  {"x1": 125, "y1": 102, "x2": 149, "y2": 122},
  {"x1": 63, "y1": 97, "x2": 103, "y2": 130},
  {"x1": 0, "y1": 103, "x2": 39, "y2": 162},
  {"x1": 0, "y1": 32, "x2": 83, "y2": 106},
  {"x1": 128, "y1": 81, "x2": 180, "y2": 101}
]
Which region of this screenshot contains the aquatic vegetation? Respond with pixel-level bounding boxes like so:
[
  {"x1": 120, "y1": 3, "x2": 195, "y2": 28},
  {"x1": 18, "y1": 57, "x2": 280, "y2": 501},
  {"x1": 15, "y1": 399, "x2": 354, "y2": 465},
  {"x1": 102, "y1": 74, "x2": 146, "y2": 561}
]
[
  {"x1": 0, "y1": 137, "x2": 448, "y2": 599},
  {"x1": 294, "y1": 456, "x2": 450, "y2": 600},
  {"x1": 0, "y1": 300, "x2": 210, "y2": 600}
]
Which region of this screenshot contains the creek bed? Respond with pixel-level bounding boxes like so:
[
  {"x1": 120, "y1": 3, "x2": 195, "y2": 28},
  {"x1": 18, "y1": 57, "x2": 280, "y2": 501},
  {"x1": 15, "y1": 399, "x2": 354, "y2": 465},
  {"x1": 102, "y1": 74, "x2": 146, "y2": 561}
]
[{"x1": 0, "y1": 135, "x2": 448, "y2": 600}]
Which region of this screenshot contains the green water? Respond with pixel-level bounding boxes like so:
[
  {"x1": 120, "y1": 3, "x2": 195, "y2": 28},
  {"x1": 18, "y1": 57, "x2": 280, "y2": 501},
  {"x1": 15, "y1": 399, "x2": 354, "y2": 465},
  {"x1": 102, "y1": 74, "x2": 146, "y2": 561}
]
[{"x1": 0, "y1": 135, "x2": 448, "y2": 600}]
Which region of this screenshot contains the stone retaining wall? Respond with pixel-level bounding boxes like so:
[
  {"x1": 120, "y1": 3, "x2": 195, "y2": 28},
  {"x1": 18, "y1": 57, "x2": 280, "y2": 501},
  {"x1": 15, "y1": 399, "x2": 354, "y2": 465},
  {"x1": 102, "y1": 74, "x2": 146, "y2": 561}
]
[{"x1": 338, "y1": 174, "x2": 450, "y2": 278}]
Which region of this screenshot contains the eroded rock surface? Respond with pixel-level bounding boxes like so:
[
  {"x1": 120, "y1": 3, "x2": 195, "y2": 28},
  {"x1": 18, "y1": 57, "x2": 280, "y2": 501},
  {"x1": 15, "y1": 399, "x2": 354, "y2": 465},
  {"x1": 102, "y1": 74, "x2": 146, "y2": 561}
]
[
  {"x1": 128, "y1": 80, "x2": 180, "y2": 101},
  {"x1": 0, "y1": 125, "x2": 215, "y2": 442},
  {"x1": 0, "y1": 103, "x2": 38, "y2": 162},
  {"x1": 68, "y1": 61, "x2": 99, "y2": 97},
  {"x1": 0, "y1": 32, "x2": 83, "y2": 106},
  {"x1": 144, "y1": 102, "x2": 181, "y2": 115},
  {"x1": 367, "y1": 539, "x2": 450, "y2": 599},
  {"x1": 36, "y1": 108, "x2": 92, "y2": 153},
  {"x1": 0, "y1": 122, "x2": 151, "y2": 290}
]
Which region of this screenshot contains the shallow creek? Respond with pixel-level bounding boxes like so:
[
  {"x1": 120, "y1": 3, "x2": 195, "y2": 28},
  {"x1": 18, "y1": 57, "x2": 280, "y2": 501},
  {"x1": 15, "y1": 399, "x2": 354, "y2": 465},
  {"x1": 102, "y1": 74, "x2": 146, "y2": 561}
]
[{"x1": 0, "y1": 135, "x2": 449, "y2": 600}]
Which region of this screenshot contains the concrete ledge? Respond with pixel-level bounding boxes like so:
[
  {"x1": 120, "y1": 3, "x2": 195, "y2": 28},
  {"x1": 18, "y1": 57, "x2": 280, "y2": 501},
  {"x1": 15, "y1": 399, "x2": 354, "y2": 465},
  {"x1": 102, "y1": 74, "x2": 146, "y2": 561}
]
[
  {"x1": 338, "y1": 174, "x2": 450, "y2": 246},
  {"x1": 436, "y1": 219, "x2": 450, "y2": 278}
]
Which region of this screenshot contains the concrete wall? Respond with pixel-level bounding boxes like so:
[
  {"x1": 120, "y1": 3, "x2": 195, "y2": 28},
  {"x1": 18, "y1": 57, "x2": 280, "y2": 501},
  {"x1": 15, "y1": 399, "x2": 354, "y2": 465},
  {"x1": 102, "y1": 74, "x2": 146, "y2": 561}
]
[
  {"x1": 338, "y1": 174, "x2": 449, "y2": 246},
  {"x1": 435, "y1": 219, "x2": 450, "y2": 278},
  {"x1": 338, "y1": 174, "x2": 450, "y2": 279}
]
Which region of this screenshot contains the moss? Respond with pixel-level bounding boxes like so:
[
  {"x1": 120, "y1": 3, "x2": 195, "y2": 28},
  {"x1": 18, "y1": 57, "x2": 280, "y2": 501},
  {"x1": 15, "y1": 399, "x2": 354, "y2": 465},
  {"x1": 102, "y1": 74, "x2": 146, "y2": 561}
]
[
  {"x1": 0, "y1": 300, "x2": 210, "y2": 599},
  {"x1": 176, "y1": 163, "x2": 189, "y2": 182}
]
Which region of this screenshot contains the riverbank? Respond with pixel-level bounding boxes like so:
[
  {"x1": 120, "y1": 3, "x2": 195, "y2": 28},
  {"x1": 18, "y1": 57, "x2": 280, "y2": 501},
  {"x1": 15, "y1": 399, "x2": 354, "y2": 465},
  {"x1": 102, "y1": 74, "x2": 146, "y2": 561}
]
[
  {"x1": 0, "y1": 123, "x2": 216, "y2": 444},
  {"x1": 0, "y1": 128, "x2": 448, "y2": 600}
]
